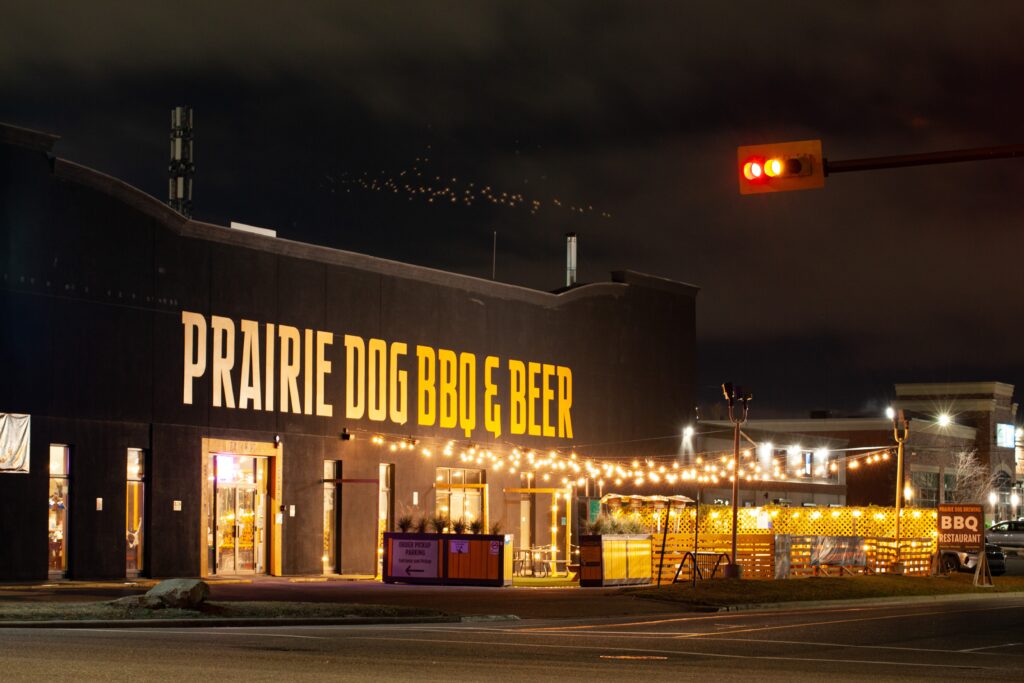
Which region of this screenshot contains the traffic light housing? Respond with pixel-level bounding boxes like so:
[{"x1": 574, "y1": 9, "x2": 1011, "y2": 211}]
[{"x1": 737, "y1": 139, "x2": 825, "y2": 194}]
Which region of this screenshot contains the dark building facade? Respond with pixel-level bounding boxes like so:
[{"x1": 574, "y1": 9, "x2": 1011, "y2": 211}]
[{"x1": 0, "y1": 123, "x2": 697, "y2": 580}]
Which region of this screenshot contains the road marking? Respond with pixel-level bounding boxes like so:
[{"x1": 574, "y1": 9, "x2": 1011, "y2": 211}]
[
  {"x1": 394, "y1": 627, "x2": 1021, "y2": 657},
  {"x1": 675, "y1": 635, "x2": 974, "y2": 654},
  {"x1": 674, "y1": 604, "x2": 1020, "y2": 639},
  {"x1": 352, "y1": 635, "x2": 998, "y2": 670},
  {"x1": 523, "y1": 601, "x2": 1023, "y2": 633},
  {"x1": 58, "y1": 628, "x2": 327, "y2": 640},
  {"x1": 518, "y1": 603, "x2": 976, "y2": 632},
  {"x1": 959, "y1": 642, "x2": 1022, "y2": 652},
  {"x1": 599, "y1": 655, "x2": 668, "y2": 660}
]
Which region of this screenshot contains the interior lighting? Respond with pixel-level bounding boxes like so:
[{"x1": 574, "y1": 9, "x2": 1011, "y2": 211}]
[{"x1": 937, "y1": 413, "x2": 952, "y2": 427}]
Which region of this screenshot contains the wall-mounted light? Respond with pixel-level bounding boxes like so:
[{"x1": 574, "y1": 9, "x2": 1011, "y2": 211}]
[
  {"x1": 340, "y1": 428, "x2": 352, "y2": 441},
  {"x1": 274, "y1": 434, "x2": 281, "y2": 448}
]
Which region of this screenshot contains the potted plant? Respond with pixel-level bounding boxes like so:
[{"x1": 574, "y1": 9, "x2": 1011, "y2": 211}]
[{"x1": 430, "y1": 514, "x2": 448, "y2": 533}]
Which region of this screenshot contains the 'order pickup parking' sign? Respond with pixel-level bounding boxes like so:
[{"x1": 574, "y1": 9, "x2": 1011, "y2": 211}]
[{"x1": 937, "y1": 504, "x2": 984, "y2": 553}]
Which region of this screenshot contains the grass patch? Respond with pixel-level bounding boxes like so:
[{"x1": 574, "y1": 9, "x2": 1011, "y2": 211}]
[
  {"x1": 512, "y1": 575, "x2": 578, "y2": 588},
  {"x1": 626, "y1": 573, "x2": 1024, "y2": 608},
  {"x1": 0, "y1": 601, "x2": 446, "y2": 622}
]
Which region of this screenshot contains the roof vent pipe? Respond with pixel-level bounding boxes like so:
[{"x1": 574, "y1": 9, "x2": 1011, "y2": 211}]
[{"x1": 565, "y1": 232, "x2": 577, "y2": 287}]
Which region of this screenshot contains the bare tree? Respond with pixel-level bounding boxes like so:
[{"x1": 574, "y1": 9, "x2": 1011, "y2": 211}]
[{"x1": 946, "y1": 449, "x2": 997, "y2": 504}]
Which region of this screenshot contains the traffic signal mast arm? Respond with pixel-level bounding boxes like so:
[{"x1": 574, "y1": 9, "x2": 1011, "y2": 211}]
[{"x1": 824, "y1": 142, "x2": 1024, "y2": 175}]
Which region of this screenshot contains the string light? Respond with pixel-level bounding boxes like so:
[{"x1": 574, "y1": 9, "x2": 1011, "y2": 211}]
[{"x1": 356, "y1": 430, "x2": 895, "y2": 491}]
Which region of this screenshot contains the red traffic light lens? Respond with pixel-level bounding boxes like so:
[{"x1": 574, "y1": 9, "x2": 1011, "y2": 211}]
[{"x1": 742, "y1": 160, "x2": 762, "y2": 180}]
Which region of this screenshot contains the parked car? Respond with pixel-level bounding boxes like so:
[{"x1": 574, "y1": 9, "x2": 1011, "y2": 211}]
[
  {"x1": 986, "y1": 520, "x2": 1024, "y2": 547},
  {"x1": 940, "y1": 544, "x2": 1006, "y2": 576}
]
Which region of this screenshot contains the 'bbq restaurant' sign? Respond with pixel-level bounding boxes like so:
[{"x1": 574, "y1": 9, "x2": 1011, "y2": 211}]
[{"x1": 937, "y1": 504, "x2": 984, "y2": 553}]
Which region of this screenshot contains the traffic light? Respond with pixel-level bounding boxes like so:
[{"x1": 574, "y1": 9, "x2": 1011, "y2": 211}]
[{"x1": 737, "y1": 139, "x2": 825, "y2": 195}]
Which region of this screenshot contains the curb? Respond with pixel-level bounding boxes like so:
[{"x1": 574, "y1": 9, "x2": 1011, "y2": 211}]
[
  {"x1": 713, "y1": 590, "x2": 1019, "y2": 613},
  {"x1": 0, "y1": 614, "x2": 461, "y2": 629}
]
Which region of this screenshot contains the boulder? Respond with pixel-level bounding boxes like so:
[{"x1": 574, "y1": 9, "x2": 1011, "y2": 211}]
[
  {"x1": 110, "y1": 594, "x2": 165, "y2": 610},
  {"x1": 145, "y1": 578, "x2": 210, "y2": 609}
]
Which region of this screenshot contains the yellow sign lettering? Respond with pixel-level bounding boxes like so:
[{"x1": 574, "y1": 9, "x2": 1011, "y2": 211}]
[
  {"x1": 509, "y1": 359, "x2": 526, "y2": 435},
  {"x1": 417, "y1": 345, "x2": 436, "y2": 426},
  {"x1": 211, "y1": 315, "x2": 236, "y2": 409},
  {"x1": 484, "y1": 356, "x2": 501, "y2": 438},
  {"x1": 181, "y1": 311, "x2": 206, "y2": 405}
]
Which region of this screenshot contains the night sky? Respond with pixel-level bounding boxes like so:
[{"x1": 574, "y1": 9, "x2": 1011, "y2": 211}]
[{"x1": 5, "y1": 3, "x2": 1024, "y2": 416}]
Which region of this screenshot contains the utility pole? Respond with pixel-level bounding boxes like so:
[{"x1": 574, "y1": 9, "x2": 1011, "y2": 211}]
[
  {"x1": 887, "y1": 407, "x2": 910, "y2": 574},
  {"x1": 721, "y1": 383, "x2": 751, "y2": 579}
]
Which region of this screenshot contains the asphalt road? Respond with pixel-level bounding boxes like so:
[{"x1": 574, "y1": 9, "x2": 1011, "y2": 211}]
[{"x1": 1, "y1": 596, "x2": 1022, "y2": 682}]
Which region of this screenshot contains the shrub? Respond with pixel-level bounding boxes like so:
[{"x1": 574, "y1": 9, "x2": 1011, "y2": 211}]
[
  {"x1": 469, "y1": 519, "x2": 484, "y2": 534},
  {"x1": 415, "y1": 517, "x2": 429, "y2": 533},
  {"x1": 586, "y1": 513, "x2": 647, "y2": 535},
  {"x1": 489, "y1": 520, "x2": 502, "y2": 535},
  {"x1": 430, "y1": 514, "x2": 448, "y2": 533},
  {"x1": 451, "y1": 518, "x2": 468, "y2": 534},
  {"x1": 397, "y1": 514, "x2": 414, "y2": 532}
]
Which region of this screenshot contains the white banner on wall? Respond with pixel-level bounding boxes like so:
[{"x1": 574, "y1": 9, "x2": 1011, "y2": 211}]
[{"x1": 0, "y1": 413, "x2": 30, "y2": 473}]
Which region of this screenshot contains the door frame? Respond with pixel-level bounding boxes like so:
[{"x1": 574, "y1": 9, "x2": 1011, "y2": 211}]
[{"x1": 201, "y1": 438, "x2": 282, "y2": 577}]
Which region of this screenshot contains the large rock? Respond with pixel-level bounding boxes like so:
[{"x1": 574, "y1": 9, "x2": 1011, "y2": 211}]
[
  {"x1": 110, "y1": 594, "x2": 165, "y2": 610},
  {"x1": 145, "y1": 578, "x2": 210, "y2": 609}
]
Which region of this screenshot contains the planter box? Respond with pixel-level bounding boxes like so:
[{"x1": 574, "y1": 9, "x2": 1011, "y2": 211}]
[
  {"x1": 579, "y1": 534, "x2": 653, "y2": 587},
  {"x1": 382, "y1": 532, "x2": 513, "y2": 587}
]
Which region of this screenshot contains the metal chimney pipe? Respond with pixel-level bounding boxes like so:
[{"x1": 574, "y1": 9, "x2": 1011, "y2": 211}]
[{"x1": 565, "y1": 232, "x2": 577, "y2": 287}]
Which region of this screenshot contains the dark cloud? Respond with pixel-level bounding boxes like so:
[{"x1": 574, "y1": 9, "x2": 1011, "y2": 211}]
[{"x1": 4, "y1": 2, "x2": 1024, "y2": 413}]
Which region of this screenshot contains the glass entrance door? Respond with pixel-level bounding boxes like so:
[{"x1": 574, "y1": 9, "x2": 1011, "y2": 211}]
[{"x1": 213, "y1": 455, "x2": 266, "y2": 575}]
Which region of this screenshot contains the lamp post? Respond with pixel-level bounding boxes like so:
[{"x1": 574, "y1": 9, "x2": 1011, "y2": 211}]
[
  {"x1": 721, "y1": 383, "x2": 751, "y2": 579},
  {"x1": 887, "y1": 407, "x2": 910, "y2": 574}
]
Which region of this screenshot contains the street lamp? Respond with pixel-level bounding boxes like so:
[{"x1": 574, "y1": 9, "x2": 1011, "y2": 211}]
[
  {"x1": 889, "y1": 408, "x2": 910, "y2": 574},
  {"x1": 721, "y1": 382, "x2": 751, "y2": 579}
]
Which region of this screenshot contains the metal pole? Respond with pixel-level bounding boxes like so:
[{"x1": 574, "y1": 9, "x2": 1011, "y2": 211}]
[
  {"x1": 721, "y1": 383, "x2": 750, "y2": 580},
  {"x1": 730, "y1": 418, "x2": 740, "y2": 570},
  {"x1": 657, "y1": 503, "x2": 670, "y2": 585},
  {"x1": 692, "y1": 489, "x2": 700, "y2": 588},
  {"x1": 491, "y1": 231, "x2": 497, "y2": 280},
  {"x1": 891, "y1": 411, "x2": 909, "y2": 574},
  {"x1": 825, "y1": 143, "x2": 1024, "y2": 176}
]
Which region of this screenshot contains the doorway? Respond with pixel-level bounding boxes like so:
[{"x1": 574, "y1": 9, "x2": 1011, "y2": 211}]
[
  {"x1": 48, "y1": 445, "x2": 70, "y2": 578},
  {"x1": 323, "y1": 460, "x2": 342, "y2": 574},
  {"x1": 212, "y1": 455, "x2": 267, "y2": 574}
]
